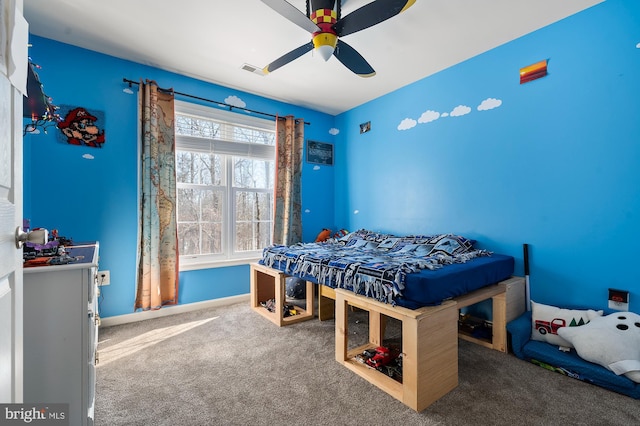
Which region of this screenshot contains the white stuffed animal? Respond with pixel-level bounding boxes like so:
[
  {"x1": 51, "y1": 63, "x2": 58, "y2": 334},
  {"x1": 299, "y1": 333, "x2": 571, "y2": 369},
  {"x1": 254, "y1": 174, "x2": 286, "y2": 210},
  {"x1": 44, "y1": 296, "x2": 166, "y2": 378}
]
[{"x1": 558, "y1": 312, "x2": 640, "y2": 383}]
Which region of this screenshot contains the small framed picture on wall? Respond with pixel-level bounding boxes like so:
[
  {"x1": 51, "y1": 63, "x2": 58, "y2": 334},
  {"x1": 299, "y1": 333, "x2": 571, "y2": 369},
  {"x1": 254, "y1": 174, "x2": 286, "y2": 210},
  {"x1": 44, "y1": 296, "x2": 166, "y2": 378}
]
[{"x1": 306, "y1": 140, "x2": 334, "y2": 166}]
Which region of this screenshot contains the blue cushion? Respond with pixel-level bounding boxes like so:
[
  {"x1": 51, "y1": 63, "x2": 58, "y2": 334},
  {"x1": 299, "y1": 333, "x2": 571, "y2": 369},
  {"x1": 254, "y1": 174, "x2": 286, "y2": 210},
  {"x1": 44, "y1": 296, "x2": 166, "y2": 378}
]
[
  {"x1": 524, "y1": 340, "x2": 635, "y2": 391},
  {"x1": 508, "y1": 311, "x2": 640, "y2": 399}
]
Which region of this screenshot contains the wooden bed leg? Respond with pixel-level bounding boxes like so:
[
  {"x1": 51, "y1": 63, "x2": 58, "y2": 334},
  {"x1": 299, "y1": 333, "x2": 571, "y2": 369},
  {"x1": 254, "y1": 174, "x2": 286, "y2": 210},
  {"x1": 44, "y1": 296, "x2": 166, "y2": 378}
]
[
  {"x1": 305, "y1": 280, "x2": 315, "y2": 318},
  {"x1": 402, "y1": 304, "x2": 459, "y2": 411},
  {"x1": 335, "y1": 292, "x2": 349, "y2": 362},
  {"x1": 492, "y1": 293, "x2": 507, "y2": 352},
  {"x1": 318, "y1": 285, "x2": 336, "y2": 321},
  {"x1": 492, "y1": 277, "x2": 525, "y2": 352},
  {"x1": 369, "y1": 310, "x2": 384, "y2": 346},
  {"x1": 274, "y1": 273, "x2": 285, "y2": 327}
]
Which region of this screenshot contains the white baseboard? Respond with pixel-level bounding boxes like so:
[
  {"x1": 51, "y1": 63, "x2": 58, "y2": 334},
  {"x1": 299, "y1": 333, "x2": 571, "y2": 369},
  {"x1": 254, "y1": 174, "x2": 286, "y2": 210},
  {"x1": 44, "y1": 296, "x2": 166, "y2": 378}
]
[{"x1": 100, "y1": 294, "x2": 250, "y2": 327}]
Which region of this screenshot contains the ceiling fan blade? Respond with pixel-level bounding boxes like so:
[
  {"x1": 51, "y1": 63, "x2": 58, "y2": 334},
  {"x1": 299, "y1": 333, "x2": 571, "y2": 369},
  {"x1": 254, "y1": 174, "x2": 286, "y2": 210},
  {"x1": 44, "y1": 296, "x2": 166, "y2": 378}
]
[
  {"x1": 261, "y1": 0, "x2": 320, "y2": 33},
  {"x1": 333, "y1": 0, "x2": 416, "y2": 37},
  {"x1": 333, "y1": 39, "x2": 375, "y2": 77},
  {"x1": 263, "y1": 41, "x2": 315, "y2": 74}
]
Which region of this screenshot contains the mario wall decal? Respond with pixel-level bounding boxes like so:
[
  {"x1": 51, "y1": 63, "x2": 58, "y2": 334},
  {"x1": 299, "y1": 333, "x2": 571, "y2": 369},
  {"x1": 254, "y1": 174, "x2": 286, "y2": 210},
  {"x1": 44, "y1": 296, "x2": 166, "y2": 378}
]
[{"x1": 57, "y1": 106, "x2": 105, "y2": 148}]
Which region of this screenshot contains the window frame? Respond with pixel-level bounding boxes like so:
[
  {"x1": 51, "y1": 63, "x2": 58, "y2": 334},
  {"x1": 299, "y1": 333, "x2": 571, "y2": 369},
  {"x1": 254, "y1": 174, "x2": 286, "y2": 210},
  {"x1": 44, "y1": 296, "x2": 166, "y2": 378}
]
[{"x1": 175, "y1": 100, "x2": 275, "y2": 271}]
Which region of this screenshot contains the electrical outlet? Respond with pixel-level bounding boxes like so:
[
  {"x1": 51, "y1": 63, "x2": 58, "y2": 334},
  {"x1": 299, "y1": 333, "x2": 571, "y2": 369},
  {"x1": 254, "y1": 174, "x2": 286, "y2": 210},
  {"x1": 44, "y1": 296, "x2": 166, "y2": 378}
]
[{"x1": 98, "y1": 270, "x2": 110, "y2": 286}]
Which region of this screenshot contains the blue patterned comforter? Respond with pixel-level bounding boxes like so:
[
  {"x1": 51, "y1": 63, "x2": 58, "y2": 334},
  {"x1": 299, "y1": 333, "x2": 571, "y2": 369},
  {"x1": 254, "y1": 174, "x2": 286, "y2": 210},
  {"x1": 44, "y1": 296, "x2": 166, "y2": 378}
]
[{"x1": 260, "y1": 230, "x2": 490, "y2": 305}]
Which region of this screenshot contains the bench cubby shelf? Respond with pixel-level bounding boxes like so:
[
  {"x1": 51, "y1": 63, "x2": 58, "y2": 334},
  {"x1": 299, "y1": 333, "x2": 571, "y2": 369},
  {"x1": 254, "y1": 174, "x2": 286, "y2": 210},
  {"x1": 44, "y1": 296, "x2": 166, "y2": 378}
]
[{"x1": 250, "y1": 262, "x2": 315, "y2": 326}]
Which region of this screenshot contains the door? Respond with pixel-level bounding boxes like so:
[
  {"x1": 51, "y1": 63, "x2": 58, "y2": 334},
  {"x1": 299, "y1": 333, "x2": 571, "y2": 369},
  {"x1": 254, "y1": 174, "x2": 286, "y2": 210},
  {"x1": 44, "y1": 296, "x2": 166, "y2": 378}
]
[{"x1": 0, "y1": 0, "x2": 24, "y2": 403}]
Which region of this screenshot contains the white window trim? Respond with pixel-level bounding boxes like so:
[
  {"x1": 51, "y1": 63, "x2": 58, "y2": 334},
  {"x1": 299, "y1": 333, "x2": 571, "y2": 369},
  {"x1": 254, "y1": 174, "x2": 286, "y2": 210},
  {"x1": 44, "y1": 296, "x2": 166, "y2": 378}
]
[
  {"x1": 179, "y1": 256, "x2": 262, "y2": 271},
  {"x1": 175, "y1": 100, "x2": 276, "y2": 133}
]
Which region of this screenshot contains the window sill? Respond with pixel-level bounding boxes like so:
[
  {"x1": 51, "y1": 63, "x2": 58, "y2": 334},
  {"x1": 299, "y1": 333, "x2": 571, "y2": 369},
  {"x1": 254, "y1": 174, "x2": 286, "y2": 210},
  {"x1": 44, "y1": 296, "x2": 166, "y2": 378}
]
[{"x1": 179, "y1": 257, "x2": 261, "y2": 272}]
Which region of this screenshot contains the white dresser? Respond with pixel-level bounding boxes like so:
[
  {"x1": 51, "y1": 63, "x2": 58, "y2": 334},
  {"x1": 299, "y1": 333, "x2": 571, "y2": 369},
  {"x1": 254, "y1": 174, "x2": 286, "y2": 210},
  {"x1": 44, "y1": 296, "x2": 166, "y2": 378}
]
[{"x1": 23, "y1": 243, "x2": 100, "y2": 426}]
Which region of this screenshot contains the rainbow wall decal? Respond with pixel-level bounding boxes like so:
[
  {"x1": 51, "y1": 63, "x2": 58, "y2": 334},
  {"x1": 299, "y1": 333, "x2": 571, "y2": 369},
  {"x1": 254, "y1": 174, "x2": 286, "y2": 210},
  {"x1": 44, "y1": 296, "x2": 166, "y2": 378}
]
[{"x1": 520, "y1": 59, "x2": 548, "y2": 84}]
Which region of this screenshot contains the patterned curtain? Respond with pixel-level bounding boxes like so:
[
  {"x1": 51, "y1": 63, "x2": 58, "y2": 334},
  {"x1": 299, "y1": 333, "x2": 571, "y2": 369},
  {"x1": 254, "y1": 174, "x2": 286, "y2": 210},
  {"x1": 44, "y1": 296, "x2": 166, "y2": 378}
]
[
  {"x1": 134, "y1": 80, "x2": 179, "y2": 311},
  {"x1": 273, "y1": 115, "x2": 304, "y2": 245}
]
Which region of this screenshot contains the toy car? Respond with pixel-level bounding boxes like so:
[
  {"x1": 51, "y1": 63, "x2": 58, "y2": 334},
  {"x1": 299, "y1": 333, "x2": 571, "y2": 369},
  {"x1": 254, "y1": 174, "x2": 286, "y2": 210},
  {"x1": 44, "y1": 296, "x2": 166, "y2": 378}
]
[{"x1": 365, "y1": 346, "x2": 400, "y2": 369}]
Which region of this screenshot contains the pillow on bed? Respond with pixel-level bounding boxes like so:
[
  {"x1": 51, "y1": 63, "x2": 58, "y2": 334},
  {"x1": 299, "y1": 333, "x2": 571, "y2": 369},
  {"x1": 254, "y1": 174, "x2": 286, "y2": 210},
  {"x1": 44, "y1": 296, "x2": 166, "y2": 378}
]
[
  {"x1": 427, "y1": 234, "x2": 475, "y2": 256},
  {"x1": 530, "y1": 301, "x2": 603, "y2": 348}
]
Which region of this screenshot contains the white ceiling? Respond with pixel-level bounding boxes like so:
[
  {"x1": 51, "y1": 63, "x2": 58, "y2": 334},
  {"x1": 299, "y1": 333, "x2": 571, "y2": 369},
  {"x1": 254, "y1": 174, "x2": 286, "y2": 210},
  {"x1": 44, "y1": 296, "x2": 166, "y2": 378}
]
[{"x1": 23, "y1": 0, "x2": 602, "y2": 116}]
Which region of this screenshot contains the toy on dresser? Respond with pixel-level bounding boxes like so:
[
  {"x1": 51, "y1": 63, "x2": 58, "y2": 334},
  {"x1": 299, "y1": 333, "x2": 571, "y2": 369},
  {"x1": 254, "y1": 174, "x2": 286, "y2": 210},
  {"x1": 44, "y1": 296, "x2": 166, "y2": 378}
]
[{"x1": 23, "y1": 228, "x2": 80, "y2": 267}]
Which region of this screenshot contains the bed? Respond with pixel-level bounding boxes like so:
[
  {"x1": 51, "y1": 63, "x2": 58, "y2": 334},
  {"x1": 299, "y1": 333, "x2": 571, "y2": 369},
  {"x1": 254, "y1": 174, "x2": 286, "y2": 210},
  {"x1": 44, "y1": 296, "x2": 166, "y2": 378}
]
[
  {"x1": 249, "y1": 229, "x2": 525, "y2": 411},
  {"x1": 258, "y1": 229, "x2": 515, "y2": 309}
]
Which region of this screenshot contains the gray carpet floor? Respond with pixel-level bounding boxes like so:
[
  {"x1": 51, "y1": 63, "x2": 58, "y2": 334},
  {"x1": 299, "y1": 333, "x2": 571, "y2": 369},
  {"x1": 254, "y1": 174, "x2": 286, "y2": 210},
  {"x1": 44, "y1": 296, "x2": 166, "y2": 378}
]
[{"x1": 95, "y1": 301, "x2": 640, "y2": 425}]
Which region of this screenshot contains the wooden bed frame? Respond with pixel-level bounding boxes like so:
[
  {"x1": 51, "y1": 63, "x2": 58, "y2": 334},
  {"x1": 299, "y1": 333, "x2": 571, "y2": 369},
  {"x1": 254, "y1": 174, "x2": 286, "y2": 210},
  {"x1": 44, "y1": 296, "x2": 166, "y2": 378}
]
[{"x1": 250, "y1": 262, "x2": 525, "y2": 411}]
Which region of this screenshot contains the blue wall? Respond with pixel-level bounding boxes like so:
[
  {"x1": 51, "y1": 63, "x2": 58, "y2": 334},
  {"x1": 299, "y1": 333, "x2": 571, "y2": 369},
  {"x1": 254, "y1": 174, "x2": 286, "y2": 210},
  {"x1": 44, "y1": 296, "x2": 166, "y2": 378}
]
[
  {"x1": 25, "y1": 0, "x2": 640, "y2": 318},
  {"x1": 24, "y1": 36, "x2": 336, "y2": 318},
  {"x1": 334, "y1": 0, "x2": 640, "y2": 312}
]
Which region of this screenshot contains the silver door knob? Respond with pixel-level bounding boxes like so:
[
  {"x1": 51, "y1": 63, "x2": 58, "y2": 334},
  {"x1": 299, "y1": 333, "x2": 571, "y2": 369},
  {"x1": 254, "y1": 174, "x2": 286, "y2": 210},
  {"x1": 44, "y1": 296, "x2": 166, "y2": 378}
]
[{"x1": 15, "y1": 227, "x2": 48, "y2": 249}]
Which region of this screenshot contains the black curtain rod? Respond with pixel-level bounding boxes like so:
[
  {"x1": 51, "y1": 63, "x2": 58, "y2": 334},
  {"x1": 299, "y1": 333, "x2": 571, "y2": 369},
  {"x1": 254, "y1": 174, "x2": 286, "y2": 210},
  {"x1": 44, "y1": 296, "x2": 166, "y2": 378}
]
[{"x1": 122, "y1": 78, "x2": 310, "y2": 125}]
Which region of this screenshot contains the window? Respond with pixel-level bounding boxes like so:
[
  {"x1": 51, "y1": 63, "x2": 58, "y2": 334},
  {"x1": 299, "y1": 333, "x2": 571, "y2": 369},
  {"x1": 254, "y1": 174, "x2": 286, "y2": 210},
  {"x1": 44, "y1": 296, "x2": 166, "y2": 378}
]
[{"x1": 175, "y1": 100, "x2": 275, "y2": 269}]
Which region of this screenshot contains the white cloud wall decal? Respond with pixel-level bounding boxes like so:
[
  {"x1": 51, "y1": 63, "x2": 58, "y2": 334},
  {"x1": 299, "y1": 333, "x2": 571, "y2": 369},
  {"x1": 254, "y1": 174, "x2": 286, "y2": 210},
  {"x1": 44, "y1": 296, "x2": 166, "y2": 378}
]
[
  {"x1": 418, "y1": 110, "x2": 440, "y2": 124},
  {"x1": 329, "y1": 128, "x2": 339, "y2": 135},
  {"x1": 397, "y1": 96, "x2": 503, "y2": 131},
  {"x1": 225, "y1": 95, "x2": 246, "y2": 108},
  {"x1": 477, "y1": 98, "x2": 503, "y2": 111},
  {"x1": 450, "y1": 105, "x2": 471, "y2": 117},
  {"x1": 397, "y1": 118, "x2": 417, "y2": 130}
]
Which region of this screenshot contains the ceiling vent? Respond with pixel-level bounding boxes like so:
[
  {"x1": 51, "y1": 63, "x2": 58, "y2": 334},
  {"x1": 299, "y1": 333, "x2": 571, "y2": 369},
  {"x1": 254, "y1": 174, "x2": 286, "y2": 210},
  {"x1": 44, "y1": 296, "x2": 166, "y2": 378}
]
[{"x1": 242, "y1": 63, "x2": 265, "y2": 76}]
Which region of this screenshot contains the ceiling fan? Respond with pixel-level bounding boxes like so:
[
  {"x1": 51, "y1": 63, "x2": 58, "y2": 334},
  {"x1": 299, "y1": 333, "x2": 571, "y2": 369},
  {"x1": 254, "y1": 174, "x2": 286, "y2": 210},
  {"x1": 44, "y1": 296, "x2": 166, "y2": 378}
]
[{"x1": 260, "y1": 0, "x2": 416, "y2": 77}]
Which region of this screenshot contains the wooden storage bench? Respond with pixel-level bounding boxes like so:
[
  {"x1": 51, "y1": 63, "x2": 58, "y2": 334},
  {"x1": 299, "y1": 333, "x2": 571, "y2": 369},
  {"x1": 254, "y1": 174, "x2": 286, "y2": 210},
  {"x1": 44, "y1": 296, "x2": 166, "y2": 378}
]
[
  {"x1": 334, "y1": 276, "x2": 525, "y2": 411},
  {"x1": 250, "y1": 262, "x2": 315, "y2": 326}
]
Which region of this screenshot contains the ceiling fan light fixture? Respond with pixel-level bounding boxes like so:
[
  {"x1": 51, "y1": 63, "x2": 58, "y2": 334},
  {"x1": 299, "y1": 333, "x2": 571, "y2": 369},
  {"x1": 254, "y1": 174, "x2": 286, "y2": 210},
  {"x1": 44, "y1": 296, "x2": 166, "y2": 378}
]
[
  {"x1": 260, "y1": 0, "x2": 416, "y2": 75},
  {"x1": 316, "y1": 44, "x2": 334, "y2": 62},
  {"x1": 312, "y1": 32, "x2": 337, "y2": 62}
]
